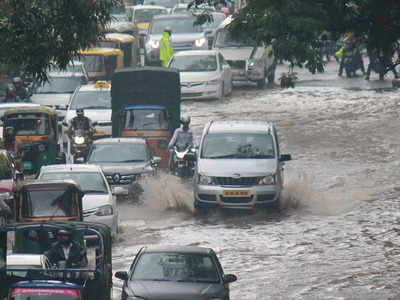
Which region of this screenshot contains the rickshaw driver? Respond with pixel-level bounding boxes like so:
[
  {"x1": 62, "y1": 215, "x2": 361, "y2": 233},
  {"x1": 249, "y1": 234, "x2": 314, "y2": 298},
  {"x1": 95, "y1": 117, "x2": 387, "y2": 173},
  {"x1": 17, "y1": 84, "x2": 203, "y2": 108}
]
[{"x1": 45, "y1": 229, "x2": 88, "y2": 268}]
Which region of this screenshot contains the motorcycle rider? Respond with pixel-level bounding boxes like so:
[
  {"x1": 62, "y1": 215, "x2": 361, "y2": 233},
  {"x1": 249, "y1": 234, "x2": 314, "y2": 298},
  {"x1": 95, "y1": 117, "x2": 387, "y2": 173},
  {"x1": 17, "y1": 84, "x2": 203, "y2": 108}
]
[
  {"x1": 2, "y1": 84, "x2": 20, "y2": 103},
  {"x1": 67, "y1": 108, "x2": 95, "y2": 142},
  {"x1": 168, "y1": 116, "x2": 196, "y2": 174},
  {"x1": 12, "y1": 77, "x2": 30, "y2": 102},
  {"x1": 365, "y1": 47, "x2": 399, "y2": 80},
  {"x1": 3, "y1": 126, "x2": 23, "y2": 172},
  {"x1": 338, "y1": 36, "x2": 365, "y2": 77},
  {"x1": 45, "y1": 229, "x2": 88, "y2": 268}
]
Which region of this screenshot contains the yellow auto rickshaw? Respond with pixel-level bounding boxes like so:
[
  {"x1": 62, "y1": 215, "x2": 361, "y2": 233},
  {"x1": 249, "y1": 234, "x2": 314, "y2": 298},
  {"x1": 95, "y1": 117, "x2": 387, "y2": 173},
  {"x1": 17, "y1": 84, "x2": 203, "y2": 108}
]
[
  {"x1": 76, "y1": 47, "x2": 124, "y2": 81},
  {"x1": 97, "y1": 33, "x2": 139, "y2": 67},
  {"x1": 2, "y1": 106, "x2": 61, "y2": 174}
]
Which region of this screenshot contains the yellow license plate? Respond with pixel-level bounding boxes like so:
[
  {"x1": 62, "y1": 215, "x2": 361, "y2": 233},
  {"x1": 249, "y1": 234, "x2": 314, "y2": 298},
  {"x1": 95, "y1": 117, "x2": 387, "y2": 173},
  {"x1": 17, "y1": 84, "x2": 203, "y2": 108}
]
[
  {"x1": 94, "y1": 130, "x2": 105, "y2": 136},
  {"x1": 223, "y1": 190, "x2": 250, "y2": 197}
]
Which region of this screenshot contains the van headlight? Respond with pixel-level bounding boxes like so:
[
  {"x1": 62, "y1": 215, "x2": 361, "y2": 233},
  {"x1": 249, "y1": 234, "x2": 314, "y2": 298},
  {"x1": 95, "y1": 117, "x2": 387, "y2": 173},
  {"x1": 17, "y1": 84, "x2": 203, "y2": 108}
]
[
  {"x1": 195, "y1": 37, "x2": 206, "y2": 48},
  {"x1": 247, "y1": 59, "x2": 258, "y2": 69},
  {"x1": 95, "y1": 205, "x2": 113, "y2": 216},
  {"x1": 148, "y1": 40, "x2": 160, "y2": 49},
  {"x1": 198, "y1": 174, "x2": 214, "y2": 185},
  {"x1": 259, "y1": 175, "x2": 276, "y2": 185}
]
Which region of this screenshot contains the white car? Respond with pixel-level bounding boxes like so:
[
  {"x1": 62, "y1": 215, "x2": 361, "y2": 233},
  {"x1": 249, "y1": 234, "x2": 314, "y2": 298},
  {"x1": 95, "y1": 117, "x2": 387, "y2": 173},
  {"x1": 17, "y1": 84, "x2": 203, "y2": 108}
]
[
  {"x1": 63, "y1": 81, "x2": 112, "y2": 145},
  {"x1": 168, "y1": 50, "x2": 232, "y2": 100},
  {"x1": 0, "y1": 103, "x2": 41, "y2": 137},
  {"x1": 37, "y1": 164, "x2": 119, "y2": 238},
  {"x1": 7, "y1": 254, "x2": 51, "y2": 277}
]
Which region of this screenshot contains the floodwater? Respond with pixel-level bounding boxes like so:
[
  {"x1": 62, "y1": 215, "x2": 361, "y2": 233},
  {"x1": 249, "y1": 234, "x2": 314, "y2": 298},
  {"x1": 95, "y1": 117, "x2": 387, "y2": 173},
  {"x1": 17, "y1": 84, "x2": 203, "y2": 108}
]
[{"x1": 112, "y1": 61, "x2": 400, "y2": 300}]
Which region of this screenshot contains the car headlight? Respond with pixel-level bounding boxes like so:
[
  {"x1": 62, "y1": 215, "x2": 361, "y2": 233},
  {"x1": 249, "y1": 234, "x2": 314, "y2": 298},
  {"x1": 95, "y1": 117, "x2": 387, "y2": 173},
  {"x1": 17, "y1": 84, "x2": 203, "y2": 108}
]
[
  {"x1": 95, "y1": 205, "x2": 113, "y2": 216},
  {"x1": 195, "y1": 37, "x2": 206, "y2": 48},
  {"x1": 148, "y1": 39, "x2": 160, "y2": 49},
  {"x1": 74, "y1": 136, "x2": 85, "y2": 145},
  {"x1": 206, "y1": 78, "x2": 219, "y2": 85},
  {"x1": 198, "y1": 174, "x2": 214, "y2": 185},
  {"x1": 259, "y1": 175, "x2": 276, "y2": 185},
  {"x1": 247, "y1": 59, "x2": 258, "y2": 69}
]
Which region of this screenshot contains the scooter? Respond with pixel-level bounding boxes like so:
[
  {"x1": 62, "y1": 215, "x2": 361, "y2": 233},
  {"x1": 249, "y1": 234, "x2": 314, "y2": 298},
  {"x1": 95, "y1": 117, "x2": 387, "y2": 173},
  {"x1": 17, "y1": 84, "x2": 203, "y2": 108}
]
[
  {"x1": 70, "y1": 128, "x2": 92, "y2": 163},
  {"x1": 173, "y1": 144, "x2": 196, "y2": 179}
]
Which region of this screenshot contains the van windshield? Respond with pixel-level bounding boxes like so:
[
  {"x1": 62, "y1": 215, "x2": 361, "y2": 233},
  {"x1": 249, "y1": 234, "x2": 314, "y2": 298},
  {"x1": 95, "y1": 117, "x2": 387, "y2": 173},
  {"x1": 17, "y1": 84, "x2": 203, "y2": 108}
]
[{"x1": 201, "y1": 133, "x2": 275, "y2": 159}]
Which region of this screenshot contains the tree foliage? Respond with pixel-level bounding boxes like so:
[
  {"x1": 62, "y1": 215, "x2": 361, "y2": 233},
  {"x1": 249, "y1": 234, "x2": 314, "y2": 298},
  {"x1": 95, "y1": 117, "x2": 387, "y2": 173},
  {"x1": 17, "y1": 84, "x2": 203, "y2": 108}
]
[
  {"x1": 0, "y1": 0, "x2": 120, "y2": 81},
  {"x1": 191, "y1": 0, "x2": 400, "y2": 73}
]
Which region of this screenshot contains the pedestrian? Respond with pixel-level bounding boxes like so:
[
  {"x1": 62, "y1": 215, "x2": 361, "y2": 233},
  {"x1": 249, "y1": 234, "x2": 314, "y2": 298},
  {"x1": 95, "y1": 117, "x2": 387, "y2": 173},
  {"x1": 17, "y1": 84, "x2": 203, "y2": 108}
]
[{"x1": 160, "y1": 26, "x2": 173, "y2": 67}]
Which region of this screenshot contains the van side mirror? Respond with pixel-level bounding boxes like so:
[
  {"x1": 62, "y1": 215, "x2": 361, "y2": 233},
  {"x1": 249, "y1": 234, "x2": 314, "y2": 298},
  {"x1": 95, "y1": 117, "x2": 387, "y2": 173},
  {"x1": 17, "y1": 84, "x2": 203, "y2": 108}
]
[
  {"x1": 223, "y1": 274, "x2": 237, "y2": 284},
  {"x1": 280, "y1": 154, "x2": 292, "y2": 162},
  {"x1": 115, "y1": 271, "x2": 129, "y2": 281}
]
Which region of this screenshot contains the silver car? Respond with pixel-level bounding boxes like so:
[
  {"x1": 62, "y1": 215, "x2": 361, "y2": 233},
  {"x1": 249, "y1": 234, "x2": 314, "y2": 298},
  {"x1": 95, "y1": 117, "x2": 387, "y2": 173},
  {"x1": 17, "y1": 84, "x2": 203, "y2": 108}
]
[
  {"x1": 37, "y1": 164, "x2": 119, "y2": 238},
  {"x1": 145, "y1": 14, "x2": 208, "y2": 65},
  {"x1": 193, "y1": 120, "x2": 291, "y2": 211},
  {"x1": 86, "y1": 137, "x2": 161, "y2": 201}
]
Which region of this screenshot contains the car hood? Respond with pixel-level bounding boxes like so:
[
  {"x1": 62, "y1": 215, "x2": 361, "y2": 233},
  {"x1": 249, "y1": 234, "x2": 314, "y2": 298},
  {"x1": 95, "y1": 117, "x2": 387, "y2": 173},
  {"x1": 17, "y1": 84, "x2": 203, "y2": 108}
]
[
  {"x1": 149, "y1": 32, "x2": 204, "y2": 43},
  {"x1": 65, "y1": 110, "x2": 111, "y2": 123},
  {"x1": 128, "y1": 280, "x2": 222, "y2": 299},
  {"x1": 198, "y1": 159, "x2": 277, "y2": 177},
  {"x1": 216, "y1": 47, "x2": 254, "y2": 60},
  {"x1": 31, "y1": 93, "x2": 71, "y2": 109},
  {"x1": 82, "y1": 193, "x2": 111, "y2": 211},
  {"x1": 87, "y1": 162, "x2": 150, "y2": 175},
  {"x1": 180, "y1": 71, "x2": 219, "y2": 83}
]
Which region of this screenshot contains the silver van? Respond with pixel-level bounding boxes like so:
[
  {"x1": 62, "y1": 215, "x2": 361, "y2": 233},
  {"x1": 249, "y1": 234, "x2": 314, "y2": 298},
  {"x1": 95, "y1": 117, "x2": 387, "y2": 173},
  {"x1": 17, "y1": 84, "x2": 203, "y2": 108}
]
[{"x1": 193, "y1": 120, "x2": 291, "y2": 211}]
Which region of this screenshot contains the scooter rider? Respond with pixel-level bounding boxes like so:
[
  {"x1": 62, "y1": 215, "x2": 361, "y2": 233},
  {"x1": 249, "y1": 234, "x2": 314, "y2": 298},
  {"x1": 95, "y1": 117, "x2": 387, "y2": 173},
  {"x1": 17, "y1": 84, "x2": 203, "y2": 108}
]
[
  {"x1": 168, "y1": 116, "x2": 196, "y2": 173},
  {"x1": 67, "y1": 108, "x2": 95, "y2": 142},
  {"x1": 338, "y1": 36, "x2": 365, "y2": 77}
]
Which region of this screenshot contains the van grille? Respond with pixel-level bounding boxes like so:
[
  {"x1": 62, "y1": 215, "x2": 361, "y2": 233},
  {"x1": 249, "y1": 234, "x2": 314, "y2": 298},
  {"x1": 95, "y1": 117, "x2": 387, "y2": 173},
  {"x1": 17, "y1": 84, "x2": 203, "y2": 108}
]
[{"x1": 214, "y1": 177, "x2": 259, "y2": 186}]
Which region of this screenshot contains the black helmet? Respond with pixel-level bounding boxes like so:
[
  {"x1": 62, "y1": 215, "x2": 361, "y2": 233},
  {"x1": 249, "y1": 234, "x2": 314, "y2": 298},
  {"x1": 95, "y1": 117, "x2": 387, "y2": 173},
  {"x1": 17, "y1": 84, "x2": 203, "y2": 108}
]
[
  {"x1": 164, "y1": 26, "x2": 172, "y2": 35},
  {"x1": 180, "y1": 115, "x2": 191, "y2": 126},
  {"x1": 12, "y1": 77, "x2": 23, "y2": 87},
  {"x1": 76, "y1": 108, "x2": 84, "y2": 117}
]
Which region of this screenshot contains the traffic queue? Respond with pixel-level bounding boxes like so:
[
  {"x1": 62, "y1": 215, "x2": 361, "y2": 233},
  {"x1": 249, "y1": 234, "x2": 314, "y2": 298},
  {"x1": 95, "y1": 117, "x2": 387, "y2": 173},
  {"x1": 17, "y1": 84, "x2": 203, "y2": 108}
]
[{"x1": 0, "y1": 1, "x2": 290, "y2": 299}]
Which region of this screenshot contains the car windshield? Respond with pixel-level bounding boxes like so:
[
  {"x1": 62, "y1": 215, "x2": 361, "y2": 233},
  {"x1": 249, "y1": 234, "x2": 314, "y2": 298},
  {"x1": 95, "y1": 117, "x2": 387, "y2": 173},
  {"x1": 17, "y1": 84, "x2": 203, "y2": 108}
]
[
  {"x1": 11, "y1": 289, "x2": 79, "y2": 300},
  {"x1": 124, "y1": 109, "x2": 169, "y2": 130},
  {"x1": 88, "y1": 143, "x2": 148, "y2": 163},
  {"x1": 34, "y1": 77, "x2": 81, "y2": 94},
  {"x1": 0, "y1": 153, "x2": 12, "y2": 180},
  {"x1": 169, "y1": 55, "x2": 217, "y2": 72},
  {"x1": 143, "y1": 0, "x2": 178, "y2": 8},
  {"x1": 214, "y1": 28, "x2": 257, "y2": 48},
  {"x1": 49, "y1": 63, "x2": 84, "y2": 74},
  {"x1": 21, "y1": 189, "x2": 78, "y2": 218},
  {"x1": 201, "y1": 133, "x2": 275, "y2": 159},
  {"x1": 135, "y1": 9, "x2": 167, "y2": 23},
  {"x1": 69, "y1": 90, "x2": 111, "y2": 110},
  {"x1": 132, "y1": 252, "x2": 220, "y2": 283},
  {"x1": 6, "y1": 113, "x2": 50, "y2": 136},
  {"x1": 150, "y1": 17, "x2": 202, "y2": 34},
  {"x1": 40, "y1": 172, "x2": 108, "y2": 194}
]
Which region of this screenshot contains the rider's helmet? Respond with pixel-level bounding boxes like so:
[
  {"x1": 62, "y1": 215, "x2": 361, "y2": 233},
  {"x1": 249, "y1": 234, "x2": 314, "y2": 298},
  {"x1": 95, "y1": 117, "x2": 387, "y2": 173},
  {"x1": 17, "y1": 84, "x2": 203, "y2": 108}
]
[
  {"x1": 57, "y1": 229, "x2": 72, "y2": 244},
  {"x1": 12, "y1": 77, "x2": 23, "y2": 88},
  {"x1": 180, "y1": 115, "x2": 191, "y2": 127},
  {"x1": 6, "y1": 84, "x2": 16, "y2": 97},
  {"x1": 164, "y1": 26, "x2": 172, "y2": 36},
  {"x1": 76, "y1": 108, "x2": 84, "y2": 117}
]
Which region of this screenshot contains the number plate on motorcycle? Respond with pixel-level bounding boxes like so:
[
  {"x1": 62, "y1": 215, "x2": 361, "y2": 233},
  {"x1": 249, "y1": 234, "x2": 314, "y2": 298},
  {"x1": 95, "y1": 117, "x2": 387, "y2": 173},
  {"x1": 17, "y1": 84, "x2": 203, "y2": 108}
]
[{"x1": 223, "y1": 190, "x2": 250, "y2": 197}]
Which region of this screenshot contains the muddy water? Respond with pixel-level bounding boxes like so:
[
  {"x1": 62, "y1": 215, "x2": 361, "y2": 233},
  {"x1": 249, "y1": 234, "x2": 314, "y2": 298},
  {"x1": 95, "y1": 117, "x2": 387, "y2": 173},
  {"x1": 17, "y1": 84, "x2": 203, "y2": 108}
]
[{"x1": 112, "y1": 62, "x2": 400, "y2": 300}]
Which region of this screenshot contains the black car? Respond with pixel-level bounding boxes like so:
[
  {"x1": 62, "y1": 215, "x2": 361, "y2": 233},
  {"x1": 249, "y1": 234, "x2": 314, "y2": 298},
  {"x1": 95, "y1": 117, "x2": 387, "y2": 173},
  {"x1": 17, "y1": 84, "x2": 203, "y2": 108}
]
[{"x1": 115, "y1": 245, "x2": 237, "y2": 300}]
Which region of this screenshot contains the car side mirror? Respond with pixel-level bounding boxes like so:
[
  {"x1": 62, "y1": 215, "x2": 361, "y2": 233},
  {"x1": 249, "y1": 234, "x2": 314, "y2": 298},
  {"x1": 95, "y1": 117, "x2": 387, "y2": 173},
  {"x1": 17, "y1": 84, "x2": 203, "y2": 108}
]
[
  {"x1": 112, "y1": 186, "x2": 125, "y2": 195},
  {"x1": 280, "y1": 154, "x2": 292, "y2": 162},
  {"x1": 223, "y1": 274, "x2": 237, "y2": 284},
  {"x1": 115, "y1": 271, "x2": 129, "y2": 281}
]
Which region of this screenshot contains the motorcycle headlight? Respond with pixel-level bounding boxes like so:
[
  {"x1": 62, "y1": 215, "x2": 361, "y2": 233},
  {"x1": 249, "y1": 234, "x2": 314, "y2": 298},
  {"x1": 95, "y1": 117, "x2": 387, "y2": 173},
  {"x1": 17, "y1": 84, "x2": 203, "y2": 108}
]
[
  {"x1": 195, "y1": 37, "x2": 206, "y2": 48},
  {"x1": 206, "y1": 78, "x2": 219, "y2": 85},
  {"x1": 149, "y1": 39, "x2": 160, "y2": 49},
  {"x1": 198, "y1": 174, "x2": 214, "y2": 185},
  {"x1": 38, "y1": 144, "x2": 46, "y2": 152},
  {"x1": 259, "y1": 174, "x2": 276, "y2": 185},
  {"x1": 176, "y1": 152, "x2": 186, "y2": 159},
  {"x1": 74, "y1": 136, "x2": 85, "y2": 145},
  {"x1": 95, "y1": 205, "x2": 113, "y2": 216}
]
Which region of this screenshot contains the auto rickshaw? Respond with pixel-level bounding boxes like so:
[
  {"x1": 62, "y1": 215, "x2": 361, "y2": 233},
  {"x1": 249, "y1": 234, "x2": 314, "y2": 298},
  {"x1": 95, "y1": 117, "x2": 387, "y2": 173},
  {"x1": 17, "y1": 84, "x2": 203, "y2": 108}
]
[
  {"x1": 0, "y1": 221, "x2": 113, "y2": 300},
  {"x1": 111, "y1": 67, "x2": 181, "y2": 168},
  {"x1": 76, "y1": 48, "x2": 124, "y2": 81},
  {"x1": 2, "y1": 106, "x2": 61, "y2": 174},
  {"x1": 97, "y1": 33, "x2": 139, "y2": 67}
]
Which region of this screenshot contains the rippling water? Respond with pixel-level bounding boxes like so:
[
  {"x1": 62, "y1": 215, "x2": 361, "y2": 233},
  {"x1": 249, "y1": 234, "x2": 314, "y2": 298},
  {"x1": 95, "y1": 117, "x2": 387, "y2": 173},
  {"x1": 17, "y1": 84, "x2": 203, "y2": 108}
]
[{"x1": 112, "y1": 62, "x2": 400, "y2": 300}]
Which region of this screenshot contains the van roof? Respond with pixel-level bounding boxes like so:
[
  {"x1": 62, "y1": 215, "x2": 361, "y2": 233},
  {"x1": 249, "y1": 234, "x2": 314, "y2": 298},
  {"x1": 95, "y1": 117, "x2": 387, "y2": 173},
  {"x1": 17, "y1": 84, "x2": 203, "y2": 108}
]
[{"x1": 207, "y1": 120, "x2": 273, "y2": 134}]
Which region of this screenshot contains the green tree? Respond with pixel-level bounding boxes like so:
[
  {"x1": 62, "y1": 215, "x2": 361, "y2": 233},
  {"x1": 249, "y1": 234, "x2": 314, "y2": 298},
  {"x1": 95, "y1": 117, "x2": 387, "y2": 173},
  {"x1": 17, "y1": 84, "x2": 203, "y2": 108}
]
[{"x1": 0, "y1": 0, "x2": 120, "y2": 81}]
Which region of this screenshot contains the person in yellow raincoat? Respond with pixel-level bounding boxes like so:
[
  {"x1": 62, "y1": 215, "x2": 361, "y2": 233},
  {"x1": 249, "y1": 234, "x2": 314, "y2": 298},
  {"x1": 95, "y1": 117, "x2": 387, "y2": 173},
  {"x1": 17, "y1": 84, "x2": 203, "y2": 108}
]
[{"x1": 160, "y1": 26, "x2": 174, "y2": 67}]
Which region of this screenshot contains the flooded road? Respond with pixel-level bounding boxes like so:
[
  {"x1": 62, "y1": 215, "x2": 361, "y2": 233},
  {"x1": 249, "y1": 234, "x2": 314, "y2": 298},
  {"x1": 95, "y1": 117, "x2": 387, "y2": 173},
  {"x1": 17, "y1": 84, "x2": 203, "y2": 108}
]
[{"x1": 112, "y1": 61, "x2": 400, "y2": 299}]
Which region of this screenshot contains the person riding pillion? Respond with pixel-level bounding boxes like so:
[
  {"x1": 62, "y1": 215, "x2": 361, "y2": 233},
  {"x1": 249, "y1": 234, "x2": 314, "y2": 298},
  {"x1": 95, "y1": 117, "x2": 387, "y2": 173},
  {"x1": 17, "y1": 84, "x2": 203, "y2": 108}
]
[
  {"x1": 160, "y1": 26, "x2": 174, "y2": 67},
  {"x1": 168, "y1": 116, "x2": 196, "y2": 172},
  {"x1": 67, "y1": 108, "x2": 95, "y2": 141}
]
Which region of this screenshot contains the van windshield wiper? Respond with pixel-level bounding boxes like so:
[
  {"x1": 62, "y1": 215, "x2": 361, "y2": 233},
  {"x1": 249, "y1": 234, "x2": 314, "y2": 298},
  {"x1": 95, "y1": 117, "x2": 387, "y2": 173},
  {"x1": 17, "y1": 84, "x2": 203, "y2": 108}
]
[{"x1": 206, "y1": 154, "x2": 238, "y2": 159}]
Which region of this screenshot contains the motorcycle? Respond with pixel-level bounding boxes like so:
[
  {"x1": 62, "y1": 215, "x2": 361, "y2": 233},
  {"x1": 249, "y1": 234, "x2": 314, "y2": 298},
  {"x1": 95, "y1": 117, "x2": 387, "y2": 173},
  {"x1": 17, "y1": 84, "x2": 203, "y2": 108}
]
[
  {"x1": 173, "y1": 144, "x2": 197, "y2": 179},
  {"x1": 70, "y1": 128, "x2": 92, "y2": 163},
  {"x1": 342, "y1": 47, "x2": 365, "y2": 78}
]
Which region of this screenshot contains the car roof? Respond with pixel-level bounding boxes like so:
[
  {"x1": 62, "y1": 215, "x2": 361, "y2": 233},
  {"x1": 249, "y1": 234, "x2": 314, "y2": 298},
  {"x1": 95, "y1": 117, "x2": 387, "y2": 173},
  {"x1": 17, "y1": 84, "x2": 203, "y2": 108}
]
[
  {"x1": 93, "y1": 137, "x2": 146, "y2": 144},
  {"x1": 142, "y1": 245, "x2": 213, "y2": 255},
  {"x1": 153, "y1": 13, "x2": 194, "y2": 20},
  {"x1": 207, "y1": 120, "x2": 273, "y2": 134},
  {"x1": 173, "y1": 50, "x2": 218, "y2": 56},
  {"x1": 40, "y1": 164, "x2": 103, "y2": 173},
  {"x1": 76, "y1": 82, "x2": 111, "y2": 92},
  {"x1": 0, "y1": 103, "x2": 40, "y2": 109},
  {"x1": 7, "y1": 254, "x2": 44, "y2": 266},
  {"x1": 134, "y1": 5, "x2": 167, "y2": 10}
]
